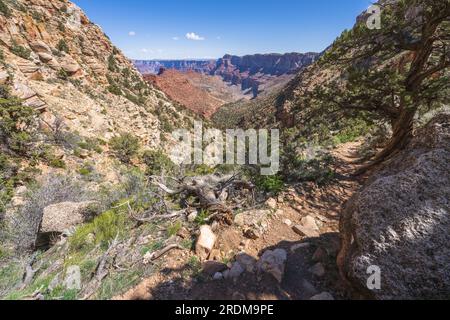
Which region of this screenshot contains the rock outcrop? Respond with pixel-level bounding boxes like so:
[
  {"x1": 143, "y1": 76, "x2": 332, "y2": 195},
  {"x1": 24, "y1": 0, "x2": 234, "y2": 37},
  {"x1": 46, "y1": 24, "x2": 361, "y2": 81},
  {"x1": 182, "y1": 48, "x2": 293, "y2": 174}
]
[
  {"x1": 338, "y1": 114, "x2": 450, "y2": 299},
  {"x1": 40, "y1": 201, "x2": 96, "y2": 234}
]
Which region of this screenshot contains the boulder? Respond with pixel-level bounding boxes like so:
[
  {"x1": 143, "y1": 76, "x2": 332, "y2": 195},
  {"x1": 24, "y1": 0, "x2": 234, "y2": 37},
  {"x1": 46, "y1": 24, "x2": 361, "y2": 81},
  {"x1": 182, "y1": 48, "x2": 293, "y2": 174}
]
[
  {"x1": 40, "y1": 201, "x2": 96, "y2": 233},
  {"x1": 0, "y1": 70, "x2": 9, "y2": 85},
  {"x1": 201, "y1": 261, "x2": 227, "y2": 276},
  {"x1": 37, "y1": 52, "x2": 53, "y2": 63},
  {"x1": 292, "y1": 224, "x2": 319, "y2": 238},
  {"x1": 257, "y1": 249, "x2": 287, "y2": 283},
  {"x1": 60, "y1": 55, "x2": 81, "y2": 75},
  {"x1": 195, "y1": 225, "x2": 216, "y2": 260},
  {"x1": 338, "y1": 114, "x2": 450, "y2": 299},
  {"x1": 310, "y1": 292, "x2": 334, "y2": 300},
  {"x1": 30, "y1": 40, "x2": 52, "y2": 54}
]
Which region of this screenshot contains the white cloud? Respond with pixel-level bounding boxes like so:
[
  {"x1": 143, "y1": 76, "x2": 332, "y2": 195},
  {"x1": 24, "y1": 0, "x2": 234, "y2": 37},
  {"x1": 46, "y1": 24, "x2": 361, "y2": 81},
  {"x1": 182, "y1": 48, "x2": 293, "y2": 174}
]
[
  {"x1": 172, "y1": 37, "x2": 180, "y2": 41},
  {"x1": 186, "y1": 32, "x2": 205, "y2": 41},
  {"x1": 140, "y1": 48, "x2": 153, "y2": 53},
  {"x1": 128, "y1": 31, "x2": 136, "y2": 36}
]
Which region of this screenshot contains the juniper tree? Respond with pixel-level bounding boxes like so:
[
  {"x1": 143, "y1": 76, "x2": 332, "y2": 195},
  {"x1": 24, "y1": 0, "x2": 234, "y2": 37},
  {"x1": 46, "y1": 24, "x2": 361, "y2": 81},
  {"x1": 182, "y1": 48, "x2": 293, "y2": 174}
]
[{"x1": 315, "y1": 0, "x2": 450, "y2": 172}]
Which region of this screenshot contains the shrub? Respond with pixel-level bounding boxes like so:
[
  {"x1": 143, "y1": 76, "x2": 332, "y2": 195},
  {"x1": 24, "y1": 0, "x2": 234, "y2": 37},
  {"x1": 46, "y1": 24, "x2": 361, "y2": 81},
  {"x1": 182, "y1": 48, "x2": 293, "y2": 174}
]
[
  {"x1": 56, "y1": 39, "x2": 69, "y2": 53},
  {"x1": 142, "y1": 149, "x2": 175, "y2": 176},
  {"x1": 57, "y1": 68, "x2": 69, "y2": 80},
  {"x1": 10, "y1": 42, "x2": 31, "y2": 60},
  {"x1": 167, "y1": 220, "x2": 182, "y2": 237},
  {"x1": 107, "y1": 54, "x2": 117, "y2": 72},
  {"x1": 109, "y1": 133, "x2": 140, "y2": 164},
  {"x1": 0, "y1": 0, "x2": 11, "y2": 17},
  {"x1": 0, "y1": 98, "x2": 36, "y2": 155},
  {"x1": 253, "y1": 175, "x2": 284, "y2": 195},
  {"x1": 69, "y1": 209, "x2": 127, "y2": 251},
  {"x1": 0, "y1": 48, "x2": 4, "y2": 62}
]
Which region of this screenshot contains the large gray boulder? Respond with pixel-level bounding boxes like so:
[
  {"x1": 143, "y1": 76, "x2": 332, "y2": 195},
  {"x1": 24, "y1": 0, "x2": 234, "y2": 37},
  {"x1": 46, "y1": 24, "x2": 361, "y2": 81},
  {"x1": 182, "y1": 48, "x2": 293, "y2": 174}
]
[
  {"x1": 40, "y1": 201, "x2": 96, "y2": 233},
  {"x1": 338, "y1": 114, "x2": 450, "y2": 299}
]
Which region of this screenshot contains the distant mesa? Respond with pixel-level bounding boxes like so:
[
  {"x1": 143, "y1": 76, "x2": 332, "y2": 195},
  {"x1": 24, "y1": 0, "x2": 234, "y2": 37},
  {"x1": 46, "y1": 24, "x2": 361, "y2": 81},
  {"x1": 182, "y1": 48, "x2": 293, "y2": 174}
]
[{"x1": 134, "y1": 52, "x2": 319, "y2": 99}]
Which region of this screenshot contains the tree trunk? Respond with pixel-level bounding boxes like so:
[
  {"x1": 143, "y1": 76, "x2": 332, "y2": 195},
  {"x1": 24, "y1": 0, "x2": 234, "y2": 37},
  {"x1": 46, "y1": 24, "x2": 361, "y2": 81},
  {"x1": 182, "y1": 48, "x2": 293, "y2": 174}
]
[{"x1": 355, "y1": 107, "x2": 416, "y2": 175}]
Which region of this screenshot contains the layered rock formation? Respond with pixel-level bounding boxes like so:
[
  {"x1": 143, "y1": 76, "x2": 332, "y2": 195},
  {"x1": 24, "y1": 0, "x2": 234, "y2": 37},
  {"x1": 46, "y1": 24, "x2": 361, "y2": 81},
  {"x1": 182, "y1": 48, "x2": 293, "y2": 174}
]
[
  {"x1": 338, "y1": 114, "x2": 450, "y2": 299},
  {"x1": 0, "y1": 0, "x2": 189, "y2": 147},
  {"x1": 135, "y1": 52, "x2": 319, "y2": 99}
]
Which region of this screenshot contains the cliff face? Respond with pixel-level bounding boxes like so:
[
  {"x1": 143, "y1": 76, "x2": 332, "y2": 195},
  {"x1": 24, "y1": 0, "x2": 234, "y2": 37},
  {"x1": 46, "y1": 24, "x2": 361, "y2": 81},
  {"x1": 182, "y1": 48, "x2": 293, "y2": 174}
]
[
  {"x1": 0, "y1": 0, "x2": 191, "y2": 147},
  {"x1": 134, "y1": 60, "x2": 216, "y2": 75},
  {"x1": 134, "y1": 53, "x2": 319, "y2": 99},
  {"x1": 0, "y1": 0, "x2": 200, "y2": 193}
]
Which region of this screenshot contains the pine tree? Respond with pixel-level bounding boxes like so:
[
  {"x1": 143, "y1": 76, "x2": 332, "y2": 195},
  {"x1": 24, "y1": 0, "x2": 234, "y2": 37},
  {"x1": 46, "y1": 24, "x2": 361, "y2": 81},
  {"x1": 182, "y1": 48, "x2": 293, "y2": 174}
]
[{"x1": 316, "y1": 0, "x2": 450, "y2": 172}]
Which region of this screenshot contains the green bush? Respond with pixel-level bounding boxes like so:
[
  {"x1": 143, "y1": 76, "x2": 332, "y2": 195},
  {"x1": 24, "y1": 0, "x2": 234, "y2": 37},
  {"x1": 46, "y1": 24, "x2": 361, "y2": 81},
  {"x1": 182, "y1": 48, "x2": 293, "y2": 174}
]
[
  {"x1": 109, "y1": 133, "x2": 140, "y2": 164},
  {"x1": 56, "y1": 39, "x2": 69, "y2": 53},
  {"x1": 70, "y1": 209, "x2": 127, "y2": 251},
  {"x1": 142, "y1": 149, "x2": 175, "y2": 176},
  {"x1": 0, "y1": 97, "x2": 36, "y2": 154},
  {"x1": 108, "y1": 54, "x2": 117, "y2": 72},
  {"x1": 254, "y1": 175, "x2": 284, "y2": 194},
  {"x1": 57, "y1": 69, "x2": 69, "y2": 80},
  {"x1": 0, "y1": 0, "x2": 11, "y2": 17},
  {"x1": 107, "y1": 84, "x2": 122, "y2": 96},
  {"x1": 10, "y1": 42, "x2": 31, "y2": 60},
  {"x1": 0, "y1": 48, "x2": 4, "y2": 62}
]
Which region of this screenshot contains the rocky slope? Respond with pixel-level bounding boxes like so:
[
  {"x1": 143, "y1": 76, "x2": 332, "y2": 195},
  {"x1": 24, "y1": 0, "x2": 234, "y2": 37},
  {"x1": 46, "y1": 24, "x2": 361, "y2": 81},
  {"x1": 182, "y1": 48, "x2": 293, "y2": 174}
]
[{"x1": 0, "y1": 0, "x2": 194, "y2": 167}]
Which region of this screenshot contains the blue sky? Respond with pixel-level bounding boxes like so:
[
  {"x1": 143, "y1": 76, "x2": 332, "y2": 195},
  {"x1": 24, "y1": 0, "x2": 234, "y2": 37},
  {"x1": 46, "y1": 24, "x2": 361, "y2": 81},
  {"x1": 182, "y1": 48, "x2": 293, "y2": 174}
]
[{"x1": 73, "y1": 0, "x2": 372, "y2": 60}]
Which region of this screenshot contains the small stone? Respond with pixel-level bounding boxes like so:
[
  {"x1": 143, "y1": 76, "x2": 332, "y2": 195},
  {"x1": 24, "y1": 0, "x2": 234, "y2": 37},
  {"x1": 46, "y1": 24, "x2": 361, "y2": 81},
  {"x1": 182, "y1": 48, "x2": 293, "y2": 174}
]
[
  {"x1": 257, "y1": 249, "x2": 287, "y2": 283},
  {"x1": 290, "y1": 242, "x2": 311, "y2": 253},
  {"x1": 301, "y1": 216, "x2": 319, "y2": 231},
  {"x1": 310, "y1": 263, "x2": 326, "y2": 277},
  {"x1": 195, "y1": 226, "x2": 217, "y2": 261},
  {"x1": 310, "y1": 292, "x2": 334, "y2": 300},
  {"x1": 243, "y1": 228, "x2": 259, "y2": 240},
  {"x1": 265, "y1": 198, "x2": 277, "y2": 210},
  {"x1": 15, "y1": 186, "x2": 27, "y2": 195},
  {"x1": 64, "y1": 266, "x2": 81, "y2": 290},
  {"x1": 293, "y1": 225, "x2": 319, "y2": 238},
  {"x1": 187, "y1": 211, "x2": 198, "y2": 223},
  {"x1": 234, "y1": 213, "x2": 245, "y2": 227},
  {"x1": 85, "y1": 233, "x2": 96, "y2": 245},
  {"x1": 229, "y1": 262, "x2": 245, "y2": 279},
  {"x1": 202, "y1": 261, "x2": 228, "y2": 276},
  {"x1": 283, "y1": 219, "x2": 292, "y2": 226},
  {"x1": 10, "y1": 196, "x2": 25, "y2": 207},
  {"x1": 213, "y1": 272, "x2": 223, "y2": 281},
  {"x1": 301, "y1": 279, "x2": 319, "y2": 298},
  {"x1": 236, "y1": 253, "x2": 257, "y2": 272}
]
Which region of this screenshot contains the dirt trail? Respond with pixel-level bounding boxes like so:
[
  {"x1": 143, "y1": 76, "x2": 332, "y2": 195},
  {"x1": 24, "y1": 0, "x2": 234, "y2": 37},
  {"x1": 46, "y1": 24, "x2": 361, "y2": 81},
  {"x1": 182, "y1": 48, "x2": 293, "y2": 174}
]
[{"x1": 116, "y1": 142, "x2": 363, "y2": 300}]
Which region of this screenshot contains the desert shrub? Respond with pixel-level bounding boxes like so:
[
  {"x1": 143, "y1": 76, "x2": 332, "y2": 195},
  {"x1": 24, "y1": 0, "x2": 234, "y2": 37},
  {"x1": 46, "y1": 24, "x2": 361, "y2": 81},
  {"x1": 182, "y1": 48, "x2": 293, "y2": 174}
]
[
  {"x1": 78, "y1": 138, "x2": 102, "y2": 153},
  {"x1": 10, "y1": 42, "x2": 31, "y2": 60},
  {"x1": 0, "y1": 0, "x2": 11, "y2": 17},
  {"x1": 109, "y1": 133, "x2": 140, "y2": 164},
  {"x1": 253, "y1": 175, "x2": 284, "y2": 195},
  {"x1": 107, "y1": 54, "x2": 117, "y2": 72},
  {"x1": 57, "y1": 21, "x2": 66, "y2": 32},
  {"x1": 0, "y1": 97, "x2": 37, "y2": 155},
  {"x1": 57, "y1": 68, "x2": 69, "y2": 80},
  {"x1": 0, "y1": 48, "x2": 4, "y2": 63},
  {"x1": 69, "y1": 209, "x2": 127, "y2": 251},
  {"x1": 167, "y1": 220, "x2": 182, "y2": 237},
  {"x1": 107, "y1": 83, "x2": 122, "y2": 96},
  {"x1": 142, "y1": 149, "x2": 176, "y2": 176},
  {"x1": 56, "y1": 39, "x2": 69, "y2": 53},
  {"x1": 9, "y1": 175, "x2": 91, "y2": 251}
]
